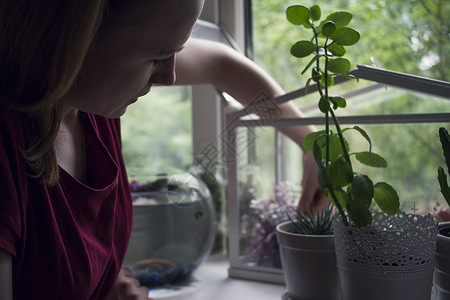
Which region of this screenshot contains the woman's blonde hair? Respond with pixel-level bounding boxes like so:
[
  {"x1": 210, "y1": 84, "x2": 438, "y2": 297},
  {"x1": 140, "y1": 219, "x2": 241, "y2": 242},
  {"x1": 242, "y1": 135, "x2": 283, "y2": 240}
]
[{"x1": 0, "y1": 1, "x2": 106, "y2": 185}]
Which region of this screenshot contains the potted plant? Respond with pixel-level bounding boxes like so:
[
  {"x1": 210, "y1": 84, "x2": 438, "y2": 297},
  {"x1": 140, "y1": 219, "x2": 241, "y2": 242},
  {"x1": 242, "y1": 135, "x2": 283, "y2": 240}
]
[
  {"x1": 285, "y1": 4, "x2": 437, "y2": 299},
  {"x1": 435, "y1": 126, "x2": 450, "y2": 299},
  {"x1": 276, "y1": 205, "x2": 339, "y2": 300},
  {"x1": 243, "y1": 181, "x2": 338, "y2": 299}
]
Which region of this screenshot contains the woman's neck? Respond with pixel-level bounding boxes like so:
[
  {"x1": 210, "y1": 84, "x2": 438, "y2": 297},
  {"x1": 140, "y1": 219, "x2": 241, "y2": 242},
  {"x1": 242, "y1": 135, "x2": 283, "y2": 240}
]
[{"x1": 55, "y1": 104, "x2": 86, "y2": 182}]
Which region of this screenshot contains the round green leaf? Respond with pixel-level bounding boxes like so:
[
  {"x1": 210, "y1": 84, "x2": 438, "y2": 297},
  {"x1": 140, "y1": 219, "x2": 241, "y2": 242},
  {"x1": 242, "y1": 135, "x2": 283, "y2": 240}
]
[
  {"x1": 355, "y1": 152, "x2": 388, "y2": 168},
  {"x1": 331, "y1": 27, "x2": 360, "y2": 46},
  {"x1": 328, "y1": 187, "x2": 348, "y2": 209},
  {"x1": 328, "y1": 43, "x2": 346, "y2": 56},
  {"x1": 291, "y1": 40, "x2": 316, "y2": 58},
  {"x1": 328, "y1": 132, "x2": 348, "y2": 162},
  {"x1": 286, "y1": 5, "x2": 310, "y2": 26},
  {"x1": 322, "y1": 21, "x2": 336, "y2": 37},
  {"x1": 317, "y1": 167, "x2": 329, "y2": 189},
  {"x1": 324, "y1": 11, "x2": 353, "y2": 28},
  {"x1": 320, "y1": 73, "x2": 334, "y2": 87},
  {"x1": 374, "y1": 182, "x2": 400, "y2": 215},
  {"x1": 347, "y1": 198, "x2": 372, "y2": 228},
  {"x1": 311, "y1": 67, "x2": 321, "y2": 82},
  {"x1": 330, "y1": 158, "x2": 353, "y2": 187},
  {"x1": 318, "y1": 95, "x2": 330, "y2": 113},
  {"x1": 313, "y1": 137, "x2": 325, "y2": 166},
  {"x1": 310, "y1": 5, "x2": 321, "y2": 21},
  {"x1": 329, "y1": 96, "x2": 346, "y2": 108},
  {"x1": 351, "y1": 173, "x2": 374, "y2": 205},
  {"x1": 327, "y1": 58, "x2": 350, "y2": 74},
  {"x1": 303, "y1": 131, "x2": 325, "y2": 151}
]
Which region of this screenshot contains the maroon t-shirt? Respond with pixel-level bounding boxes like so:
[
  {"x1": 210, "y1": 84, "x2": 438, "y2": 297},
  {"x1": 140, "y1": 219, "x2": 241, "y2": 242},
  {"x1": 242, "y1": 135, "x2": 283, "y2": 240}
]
[{"x1": 0, "y1": 110, "x2": 133, "y2": 299}]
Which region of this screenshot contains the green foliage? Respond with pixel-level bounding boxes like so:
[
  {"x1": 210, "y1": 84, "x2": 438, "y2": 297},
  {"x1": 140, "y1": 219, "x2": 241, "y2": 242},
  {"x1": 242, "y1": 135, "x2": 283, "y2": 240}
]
[
  {"x1": 288, "y1": 205, "x2": 334, "y2": 235},
  {"x1": 252, "y1": 0, "x2": 447, "y2": 214},
  {"x1": 253, "y1": 0, "x2": 448, "y2": 96},
  {"x1": 121, "y1": 86, "x2": 192, "y2": 172},
  {"x1": 374, "y1": 182, "x2": 400, "y2": 214},
  {"x1": 438, "y1": 127, "x2": 450, "y2": 207},
  {"x1": 288, "y1": 4, "x2": 400, "y2": 227}
]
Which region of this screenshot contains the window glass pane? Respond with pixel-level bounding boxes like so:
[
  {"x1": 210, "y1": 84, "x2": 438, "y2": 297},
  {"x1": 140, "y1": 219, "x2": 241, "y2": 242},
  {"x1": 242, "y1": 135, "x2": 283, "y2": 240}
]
[
  {"x1": 311, "y1": 122, "x2": 449, "y2": 212},
  {"x1": 252, "y1": 0, "x2": 449, "y2": 89},
  {"x1": 237, "y1": 120, "x2": 450, "y2": 269},
  {"x1": 250, "y1": 0, "x2": 450, "y2": 212},
  {"x1": 121, "y1": 86, "x2": 192, "y2": 172},
  {"x1": 237, "y1": 127, "x2": 280, "y2": 268},
  {"x1": 230, "y1": 0, "x2": 449, "y2": 278},
  {"x1": 237, "y1": 127, "x2": 276, "y2": 198}
]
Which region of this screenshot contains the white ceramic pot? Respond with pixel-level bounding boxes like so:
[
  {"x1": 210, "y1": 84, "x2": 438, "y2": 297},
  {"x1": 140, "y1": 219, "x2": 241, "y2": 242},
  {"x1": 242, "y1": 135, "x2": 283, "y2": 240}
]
[
  {"x1": 276, "y1": 221, "x2": 339, "y2": 300},
  {"x1": 435, "y1": 221, "x2": 450, "y2": 299},
  {"x1": 333, "y1": 211, "x2": 437, "y2": 300}
]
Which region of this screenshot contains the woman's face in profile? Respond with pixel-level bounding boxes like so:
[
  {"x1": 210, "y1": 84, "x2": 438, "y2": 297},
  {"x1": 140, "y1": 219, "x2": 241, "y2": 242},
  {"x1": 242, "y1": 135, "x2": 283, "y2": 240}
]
[{"x1": 66, "y1": 0, "x2": 203, "y2": 119}]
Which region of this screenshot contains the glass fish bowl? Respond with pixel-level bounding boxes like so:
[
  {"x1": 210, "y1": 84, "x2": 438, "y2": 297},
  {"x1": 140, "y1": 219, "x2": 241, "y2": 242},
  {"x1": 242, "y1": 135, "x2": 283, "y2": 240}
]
[{"x1": 123, "y1": 170, "x2": 216, "y2": 288}]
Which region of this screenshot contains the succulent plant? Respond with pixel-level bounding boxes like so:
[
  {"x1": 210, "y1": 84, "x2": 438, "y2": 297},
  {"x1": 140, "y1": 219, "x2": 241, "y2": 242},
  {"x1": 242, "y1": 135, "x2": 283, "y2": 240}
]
[
  {"x1": 288, "y1": 205, "x2": 334, "y2": 235},
  {"x1": 438, "y1": 127, "x2": 450, "y2": 207}
]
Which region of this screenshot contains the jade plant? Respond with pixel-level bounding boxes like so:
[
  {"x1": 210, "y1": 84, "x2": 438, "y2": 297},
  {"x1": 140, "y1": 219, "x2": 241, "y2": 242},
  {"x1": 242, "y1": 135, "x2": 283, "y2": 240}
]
[
  {"x1": 286, "y1": 4, "x2": 400, "y2": 228},
  {"x1": 438, "y1": 127, "x2": 450, "y2": 208}
]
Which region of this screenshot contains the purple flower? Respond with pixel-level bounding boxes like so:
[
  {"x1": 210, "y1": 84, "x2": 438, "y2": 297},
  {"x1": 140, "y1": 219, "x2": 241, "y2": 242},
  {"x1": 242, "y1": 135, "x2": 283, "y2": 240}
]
[{"x1": 243, "y1": 182, "x2": 300, "y2": 266}]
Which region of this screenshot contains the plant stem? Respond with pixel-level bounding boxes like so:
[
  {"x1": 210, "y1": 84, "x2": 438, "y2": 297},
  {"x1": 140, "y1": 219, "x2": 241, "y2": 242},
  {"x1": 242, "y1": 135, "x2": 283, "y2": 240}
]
[
  {"x1": 328, "y1": 187, "x2": 349, "y2": 226},
  {"x1": 329, "y1": 108, "x2": 352, "y2": 167},
  {"x1": 324, "y1": 50, "x2": 330, "y2": 165},
  {"x1": 323, "y1": 40, "x2": 349, "y2": 227}
]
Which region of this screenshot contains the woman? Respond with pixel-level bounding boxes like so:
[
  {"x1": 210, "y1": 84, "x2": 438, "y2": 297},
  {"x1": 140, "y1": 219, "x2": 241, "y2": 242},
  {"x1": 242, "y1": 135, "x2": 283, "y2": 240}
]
[
  {"x1": 0, "y1": 1, "x2": 203, "y2": 299},
  {"x1": 0, "y1": 1, "x2": 326, "y2": 299}
]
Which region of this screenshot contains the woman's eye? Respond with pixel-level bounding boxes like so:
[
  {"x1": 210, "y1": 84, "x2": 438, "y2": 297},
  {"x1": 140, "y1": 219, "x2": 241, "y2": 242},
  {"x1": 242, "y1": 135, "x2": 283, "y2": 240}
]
[{"x1": 152, "y1": 57, "x2": 172, "y2": 66}]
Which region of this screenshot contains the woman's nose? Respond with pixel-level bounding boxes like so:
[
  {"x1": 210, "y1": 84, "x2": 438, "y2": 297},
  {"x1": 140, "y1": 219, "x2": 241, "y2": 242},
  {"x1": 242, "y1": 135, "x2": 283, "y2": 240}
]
[{"x1": 151, "y1": 56, "x2": 176, "y2": 86}]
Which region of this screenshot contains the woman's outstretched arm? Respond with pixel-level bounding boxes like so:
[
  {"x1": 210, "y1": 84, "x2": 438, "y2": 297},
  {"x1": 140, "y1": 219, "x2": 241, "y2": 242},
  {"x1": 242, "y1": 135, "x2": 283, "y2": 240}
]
[{"x1": 175, "y1": 38, "x2": 329, "y2": 211}]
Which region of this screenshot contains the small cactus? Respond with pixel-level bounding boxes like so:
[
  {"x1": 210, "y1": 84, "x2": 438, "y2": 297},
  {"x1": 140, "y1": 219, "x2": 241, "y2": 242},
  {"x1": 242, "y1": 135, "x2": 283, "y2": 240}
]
[{"x1": 438, "y1": 127, "x2": 450, "y2": 207}]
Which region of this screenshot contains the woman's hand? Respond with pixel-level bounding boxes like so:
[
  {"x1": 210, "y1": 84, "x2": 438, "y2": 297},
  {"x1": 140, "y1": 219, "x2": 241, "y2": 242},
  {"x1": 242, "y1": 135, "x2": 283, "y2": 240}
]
[
  {"x1": 298, "y1": 151, "x2": 330, "y2": 213},
  {"x1": 105, "y1": 268, "x2": 152, "y2": 300}
]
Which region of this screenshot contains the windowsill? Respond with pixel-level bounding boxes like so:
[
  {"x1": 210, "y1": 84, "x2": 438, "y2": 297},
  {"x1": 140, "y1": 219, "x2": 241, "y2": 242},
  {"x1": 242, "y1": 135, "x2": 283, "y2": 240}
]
[
  {"x1": 149, "y1": 254, "x2": 286, "y2": 300},
  {"x1": 147, "y1": 254, "x2": 437, "y2": 300}
]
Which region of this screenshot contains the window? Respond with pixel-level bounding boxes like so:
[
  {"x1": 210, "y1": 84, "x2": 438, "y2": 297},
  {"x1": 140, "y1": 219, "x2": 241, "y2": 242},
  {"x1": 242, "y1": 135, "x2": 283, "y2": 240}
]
[
  {"x1": 227, "y1": 0, "x2": 450, "y2": 282},
  {"x1": 121, "y1": 86, "x2": 192, "y2": 172},
  {"x1": 248, "y1": 0, "x2": 449, "y2": 210}
]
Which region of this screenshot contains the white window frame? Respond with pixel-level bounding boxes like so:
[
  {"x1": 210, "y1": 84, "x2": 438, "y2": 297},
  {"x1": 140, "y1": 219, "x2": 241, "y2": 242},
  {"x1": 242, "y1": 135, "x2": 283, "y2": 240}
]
[{"x1": 191, "y1": 0, "x2": 247, "y2": 160}]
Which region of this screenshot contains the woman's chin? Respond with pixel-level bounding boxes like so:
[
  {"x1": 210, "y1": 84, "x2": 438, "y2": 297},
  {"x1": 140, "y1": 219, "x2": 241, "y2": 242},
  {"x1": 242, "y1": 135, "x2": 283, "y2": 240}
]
[{"x1": 102, "y1": 106, "x2": 130, "y2": 119}]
